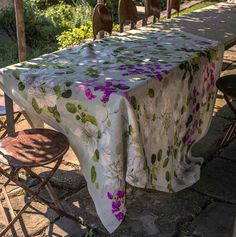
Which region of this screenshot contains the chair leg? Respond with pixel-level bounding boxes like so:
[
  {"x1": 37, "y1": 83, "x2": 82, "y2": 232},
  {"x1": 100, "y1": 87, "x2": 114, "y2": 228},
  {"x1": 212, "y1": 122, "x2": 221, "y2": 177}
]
[
  {"x1": 224, "y1": 95, "x2": 236, "y2": 118},
  {"x1": 217, "y1": 121, "x2": 236, "y2": 150},
  {"x1": 25, "y1": 167, "x2": 64, "y2": 211},
  {"x1": 0, "y1": 112, "x2": 22, "y2": 139}
]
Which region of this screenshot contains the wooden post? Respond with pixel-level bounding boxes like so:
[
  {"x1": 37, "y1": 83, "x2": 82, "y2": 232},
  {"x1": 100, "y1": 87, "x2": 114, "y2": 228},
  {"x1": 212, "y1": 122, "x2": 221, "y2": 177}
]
[
  {"x1": 167, "y1": 0, "x2": 171, "y2": 19},
  {"x1": 5, "y1": 0, "x2": 27, "y2": 135},
  {"x1": 98, "y1": 0, "x2": 104, "y2": 39},
  {"x1": 14, "y1": 0, "x2": 26, "y2": 62}
]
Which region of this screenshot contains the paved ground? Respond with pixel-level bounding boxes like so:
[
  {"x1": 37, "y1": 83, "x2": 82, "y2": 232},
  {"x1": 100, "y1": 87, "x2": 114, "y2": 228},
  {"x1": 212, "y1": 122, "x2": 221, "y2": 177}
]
[{"x1": 0, "y1": 45, "x2": 235, "y2": 237}]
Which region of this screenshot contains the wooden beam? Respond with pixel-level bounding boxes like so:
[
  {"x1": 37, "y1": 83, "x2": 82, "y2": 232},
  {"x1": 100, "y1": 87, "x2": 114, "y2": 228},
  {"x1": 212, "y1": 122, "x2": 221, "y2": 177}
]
[
  {"x1": 167, "y1": 0, "x2": 171, "y2": 19},
  {"x1": 5, "y1": 0, "x2": 27, "y2": 136},
  {"x1": 14, "y1": 0, "x2": 26, "y2": 62}
]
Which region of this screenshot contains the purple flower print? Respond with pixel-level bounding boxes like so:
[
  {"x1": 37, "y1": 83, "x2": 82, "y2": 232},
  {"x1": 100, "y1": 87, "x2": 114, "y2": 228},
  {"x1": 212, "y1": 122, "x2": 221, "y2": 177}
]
[
  {"x1": 94, "y1": 81, "x2": 130, "y2": 103},
  {"x1": 116, "y1": 63, "x2": 170, "y2": 82},
  {"x1": 107, "y1": 192, "x2": 113, "y2": 199},
  {"x1": 115, "y1": 212, "x2": 125, "y2": 221},
  {"x1": 80, "y1": 78, "x2": 130, "y2": 103},
  {"x1": 112, "y1": 201, "x2": 121, "y2": 213},
  {"x1": 117, "y1": 190, "x2": 125, "y2": 198},
  {"x1": 193, "y1": 39, "x2": 211, "y2": 46},
  {"x1": 85, "y1": 88, "x2": 97, "y2": 100},
  {"x1": 107, "y1": 189, "x2": 126, "y2": 222}
]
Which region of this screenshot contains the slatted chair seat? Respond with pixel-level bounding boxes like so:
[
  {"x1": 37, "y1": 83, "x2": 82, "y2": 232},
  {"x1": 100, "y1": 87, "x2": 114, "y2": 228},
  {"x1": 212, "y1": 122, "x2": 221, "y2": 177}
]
[
  {"x1": 144, "y1": 0, "x2": 161, "y2": 24},
  {"x1": 118, "y1": 0, "x2": 138, "y2": 32},
  {"x1": 0, "y1": 129, "x2": 81, "y2": 236},
  {"x1": 92, "y1": 3, "x2": 113, "y2": 40}
]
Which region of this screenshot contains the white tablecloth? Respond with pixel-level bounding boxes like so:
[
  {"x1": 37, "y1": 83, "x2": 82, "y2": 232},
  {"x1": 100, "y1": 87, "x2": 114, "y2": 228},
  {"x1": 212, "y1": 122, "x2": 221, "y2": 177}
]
[{"x1": 0, "y1": 25, "x2": 224, "y2": 233}]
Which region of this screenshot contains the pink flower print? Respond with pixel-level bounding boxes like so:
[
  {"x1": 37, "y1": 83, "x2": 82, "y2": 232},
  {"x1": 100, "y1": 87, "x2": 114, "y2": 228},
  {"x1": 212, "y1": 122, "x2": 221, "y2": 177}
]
[{"x1": 85, "y1": 88, "x2": 97, "y2": 100}]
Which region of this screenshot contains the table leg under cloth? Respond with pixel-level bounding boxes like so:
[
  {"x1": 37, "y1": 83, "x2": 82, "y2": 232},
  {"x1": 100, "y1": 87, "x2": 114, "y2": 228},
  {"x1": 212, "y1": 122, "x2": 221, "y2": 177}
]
[{"x1": 0, "y1": 27, "x2": 224, "y2": 233}]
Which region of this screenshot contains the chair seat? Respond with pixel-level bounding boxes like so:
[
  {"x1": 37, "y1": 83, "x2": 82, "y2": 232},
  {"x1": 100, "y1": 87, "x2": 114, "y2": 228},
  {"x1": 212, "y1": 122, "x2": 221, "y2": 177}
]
[
  {"x1": 216, "y1": 75, "x2": 236, "y2": 99},
  {"x1": 0, "y1": 129, "x2": 69, "y2": 168},
  {"x1": 0, "y1": 95, "x2": 21, "y2": 116}
]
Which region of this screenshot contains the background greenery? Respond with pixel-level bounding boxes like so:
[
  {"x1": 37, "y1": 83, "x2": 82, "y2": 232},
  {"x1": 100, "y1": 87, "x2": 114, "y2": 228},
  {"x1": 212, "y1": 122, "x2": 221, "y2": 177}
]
[{"x1": 0, "y1": 0, "x2": 216, "y2": 68}]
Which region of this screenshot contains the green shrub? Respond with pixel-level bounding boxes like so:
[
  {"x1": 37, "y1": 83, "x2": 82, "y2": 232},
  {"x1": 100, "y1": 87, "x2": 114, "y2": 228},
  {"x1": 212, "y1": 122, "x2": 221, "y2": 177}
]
[{"x1": 57, "y1": 22, "x2": 92, "y2": 49}]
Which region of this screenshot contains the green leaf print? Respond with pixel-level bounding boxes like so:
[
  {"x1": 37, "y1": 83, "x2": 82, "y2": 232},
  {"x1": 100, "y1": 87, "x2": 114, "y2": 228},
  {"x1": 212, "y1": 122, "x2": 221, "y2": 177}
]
[
  {"x1": 157, "y1": 149, "x2": 162, "y2": 161},
  {"x1": 151, "y1": 154, "x2": 156, "y2": 164},
  {"x1": 84, "y1": 115, "x2": 98, "y2": 126},
  {"x1": 92, "y1": 149, "x2": 100, "y2": 162},
  {"x1": 18, "y1": 82, "x2": 25, "y2": 91},
  {"x1": 95, "y1": 182, "x2": 100, "y2": 189},
  {"x1": 163, "y1": 158, "x2": 169, "y2": 168},
  {"x1": 107, "y1": 119, "x2": 111, "y2": 127},
  {"x1": 66, "y1": 103, "x2": 77, "y2": 113},
  {"x1": 148, "y1": 88, "x2": 155, "y2": 98},
  {"x1": 128, "y1": 125, "x2": 133, "y2": 135},
  {"x1": 91, "y1": 166, "x2": 97, "y2": 183},
  {"x1": 61, "y1": 89, "x2": 72, "y2": 98},
  {"x1": 85, "y1": 67, "x2": 99, "y2": 77},
  {"x1": 32, "y1": 98, "x2": 42, "y2": 114},
  {"x1": 113, "y1": 85, "x2": 130, "y2": 90},
  {"x1": 131, "y1": 96, "x2": 137, "y2": 109},
  {"x1": 65, "y1": 69, "x2": 76, "y2": 74},
  {"x1": 165, "y1": 171, "x2": 170, "y2": 182},
  {"x1": 53, "y1": 111, "x2": 61, "y2": 123},
  {"x1": 53, "y1": 85, "x2": 61, "y2": 95},
  {"x1": 12, "y1": 71, "x2": 20, "y2": 80},
  {"x1": 65, "y1": 81, "x2": 73, "y2": 87}
]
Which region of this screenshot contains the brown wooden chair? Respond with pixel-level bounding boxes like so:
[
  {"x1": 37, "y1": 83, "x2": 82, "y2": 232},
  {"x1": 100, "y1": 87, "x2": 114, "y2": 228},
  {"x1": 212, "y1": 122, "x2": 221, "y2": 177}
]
[
  {"x1": 92, "y1": 3, "x2": 113, "y2": 40},
  {"x1": 144, "y1": 0, "x2": 161, "y2": 24},
  {"x1": 170, "y1": 0, "x2": 180, "y2": 16},
  {"x1": 118, "y1": 0, "x2": 138, "y2": 32},
  {"x1": 0, "y1": 129, "x2": 81, "y2": 236}
]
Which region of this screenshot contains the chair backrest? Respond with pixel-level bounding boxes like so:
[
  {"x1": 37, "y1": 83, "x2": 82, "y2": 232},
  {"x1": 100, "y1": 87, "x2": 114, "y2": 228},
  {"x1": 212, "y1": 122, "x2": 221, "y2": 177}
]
[
  {"x1": 92, "y1": 3, "x2": 113, "y2": 40},
  {"x1": 170, "y1": 0, "x2": 180, "y2": 14},
  {"x1": 118, "y1": 0, "x2": 138, "y2": 32},
  {"x1": 144, "y1": 0, "x2": 161, "y2": 21}
]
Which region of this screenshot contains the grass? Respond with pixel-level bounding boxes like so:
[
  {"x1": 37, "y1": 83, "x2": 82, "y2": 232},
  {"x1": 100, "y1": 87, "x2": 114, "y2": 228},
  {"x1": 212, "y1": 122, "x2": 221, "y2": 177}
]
[{"x1": 171, "y1": 1, "x2": 214, "y2": 18}]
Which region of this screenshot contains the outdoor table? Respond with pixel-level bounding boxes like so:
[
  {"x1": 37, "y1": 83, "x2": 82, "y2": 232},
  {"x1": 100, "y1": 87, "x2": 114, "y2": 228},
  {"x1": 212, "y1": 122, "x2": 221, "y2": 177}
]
[{"x1": 0, "y1": 25, "x2": 224, "y2": 233}]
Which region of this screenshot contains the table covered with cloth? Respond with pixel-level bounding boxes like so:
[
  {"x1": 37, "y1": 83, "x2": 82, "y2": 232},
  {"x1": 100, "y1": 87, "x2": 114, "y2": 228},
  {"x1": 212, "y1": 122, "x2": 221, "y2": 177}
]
[{"x1": 0, "y1": 25, "x2": 224, "y2": 233}]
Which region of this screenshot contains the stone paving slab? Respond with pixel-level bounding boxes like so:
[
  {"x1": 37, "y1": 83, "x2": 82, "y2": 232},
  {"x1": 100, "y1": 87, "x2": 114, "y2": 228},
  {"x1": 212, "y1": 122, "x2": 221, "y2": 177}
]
[
  {"x1": 192, "y1": 116, "x2": 230, "y2": 159},
  {"x1": 220, "y1": 139, "x2": 236, "y2": 162},
  {"x1": 0, "y1": 195, "x2": 58, "y2": 237},
  {"x1": 44, "y1": 216, "x2": 87, "y2": 237},
  {"x1": 190, "y1": 202, "x2": 236, "y2": 237},
  {"x1": 154, "y1": 2, "x2": 236, "y2": 48},
  {"x1": 192, "y1": 158, "x2": 236, "y2": 204},
  {"x1": 60, "y1": 185, "x2": 209, "y2": 237}
]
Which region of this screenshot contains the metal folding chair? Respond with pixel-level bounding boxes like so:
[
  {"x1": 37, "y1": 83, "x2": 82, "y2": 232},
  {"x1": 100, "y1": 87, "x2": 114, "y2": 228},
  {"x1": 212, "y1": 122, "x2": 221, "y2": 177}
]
[
  {"x1": 0, "y1": 129, "x2": 81, "y2": 236},
  {"x1": 216, "y1": 74, "x2": 236, "y2": 149}
]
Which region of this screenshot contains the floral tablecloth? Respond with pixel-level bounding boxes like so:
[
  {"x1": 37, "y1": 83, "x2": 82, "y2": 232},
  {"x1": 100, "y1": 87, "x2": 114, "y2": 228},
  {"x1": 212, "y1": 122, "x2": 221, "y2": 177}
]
[{"x1": 0, "y1": 25, "x2": 224, "y2": 233}]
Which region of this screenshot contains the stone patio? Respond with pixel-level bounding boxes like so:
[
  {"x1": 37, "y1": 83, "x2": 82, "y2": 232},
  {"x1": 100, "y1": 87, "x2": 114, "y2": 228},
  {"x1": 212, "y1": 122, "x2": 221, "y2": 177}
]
[{"x1": 0, "y1": 46, "x2": 236, "y2": 237}]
